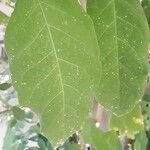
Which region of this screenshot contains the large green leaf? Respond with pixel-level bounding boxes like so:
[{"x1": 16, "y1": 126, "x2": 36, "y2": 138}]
[
  {"x1": 5, "y1": 0, "x2": 101, "y2": 146},
  {"x1": 87, "y1": 0, "x2": 150, "y2": 115}
]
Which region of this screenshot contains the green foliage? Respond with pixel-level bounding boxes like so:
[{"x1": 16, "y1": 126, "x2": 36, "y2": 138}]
[
  {"x1": 11, "y1": 106, "x2": 25, "y2": 121},
  {"x1": 110, "y1": 105, "x2": 143, "y2": 136},
  {"x1": 5, "y1": 0, "x2": 101, "y2": 146},
  {"x1": 83, "y1": 121, "x2": 122, "y2": 150},
  {"x1": 133, "y1": 93, "x2": 150, "y2": 150},
  {"x1": 3, "y1": 0, "x2": 150, "y2": 149},
  {"x1": 30, "y1": 134, "x2": 53, "y2": 150},
  {"x1": 134, "y1": 131, "x2": 148, "y2": 150},
  {"x1": 0, "y1": 12, "x2": 9, "y2": 25},
  {"x1": 3, "y1": 124, "x2": 14, "y2": 150},
  {"x1": 142, "y1": 94, "x2": 150, "y2": 130},
  {"x1": 87, "y1": 0, "x2": 150, "y2": 115},
  {"x1": 142, "y1": 0, "x2": 150, "y2": 27},
  {"x1": 3, "y1": 110, "x2": 52, "y2": 150},
  {"x1": 0, "y1": 83, "x2": 11, "y2": 91},
  {"x1": 57, "y1": 141, "x2": 80, "y2": 150}
]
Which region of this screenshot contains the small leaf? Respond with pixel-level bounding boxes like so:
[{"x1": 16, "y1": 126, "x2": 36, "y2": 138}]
[
  {"x1": 30, "y1": 134, "x2": 53, "y2": 150},
  {"x1": 83, "y1": 120, "x2": 121, "y2": 150},
  {"x1": 12, "y1": 106, "x2": 25, "y2": 121},
  {"x1": 87, "y1": 0, "x2": 150, "y2": 115},
  {"x1": 0, "y1": 83, "x2": 11, "y2": 91}
]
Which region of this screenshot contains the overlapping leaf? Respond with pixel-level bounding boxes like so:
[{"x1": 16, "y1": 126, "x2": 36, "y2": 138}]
[
  {"x1": 5, "y1": 0, "x2": 101, "y2": 145},
  {"x1": 87, "y1": 0, "x2": 150, "y2": 115},
  {"x1": 110, "y1": 105, "x2": 143, "y2": 136}
]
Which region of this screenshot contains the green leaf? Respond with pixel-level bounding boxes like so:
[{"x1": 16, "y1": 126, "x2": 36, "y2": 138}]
[
  {"x1": 142, "y1": 94, "x2": 150, "y2": 103},
  {"x1": 5, "y1": 0, "x2": 101, "y2": 145},
  {"x1": 3, "y1": 121, "x2": 14, "y2": 150},
  {"x1": 31, "y1": 134, "x2": 53, "y2": 150},
  {"x1": 0, "y1": 83, "x2": 11, "y2": 91},
  {"x1": 142, "y1": 96, "x2": 150, "y2": 130},
  {"x1": 110, "y1": 105, "x2": 143, "y2": 136},
  {"x1": 142, "y1": 0, "x2": 150, "y2": 27},
  {"x1": 0, "y1": 12, "x2": 9, "y2": 25},
  {"x1": 83, "y1": 120, "x2": 121, "y2": 150},
  {"x1": 87, "y1": 0, "x2": 150, "y2": 115},
  {"x1": 63, "y1": 144, "x2": 80, "y2": 150},
  {"x1": 12, "y1": 106, "x2": 25, "y2": 121},
  {"x1": 134, "y1": 130, "x2": 148, "y2": 150}
]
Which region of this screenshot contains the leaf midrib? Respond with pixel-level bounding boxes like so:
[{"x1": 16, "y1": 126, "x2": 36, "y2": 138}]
[
  {"x1": 38, "y1": 0, "x2": 65, "y2": 121},
  {"x1": 113, "y1": 0, "x2": 121, "y2": 104}
]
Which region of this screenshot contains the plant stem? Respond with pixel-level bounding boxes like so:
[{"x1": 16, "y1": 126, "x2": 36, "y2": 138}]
[{"x1": 0, "y1": 108, "x2": 11, "y2": 115}]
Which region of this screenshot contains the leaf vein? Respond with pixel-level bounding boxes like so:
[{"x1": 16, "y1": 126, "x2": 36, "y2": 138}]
[
  {"x1": 38, "y1": 0, "x2": 66, "y2": 128},
  {"x1": 28, "y1": 66, "x2": 57, "y2": 104}
]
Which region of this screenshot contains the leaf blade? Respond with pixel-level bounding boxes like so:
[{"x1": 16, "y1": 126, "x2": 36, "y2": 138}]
[
  {"x1": 87, "y1": 0, "x2": 150, "y2": 115},
  {"x1": 5, "y1": 0, "x2": 101, "y2": 145}
]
